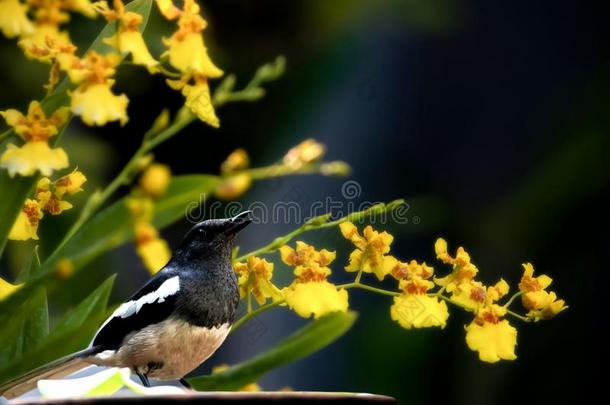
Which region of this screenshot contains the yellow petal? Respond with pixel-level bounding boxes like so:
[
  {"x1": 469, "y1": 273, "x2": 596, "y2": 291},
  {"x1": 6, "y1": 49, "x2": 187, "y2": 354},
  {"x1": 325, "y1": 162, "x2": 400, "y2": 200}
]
[
  {"x1": 105, "y1": 31, "x2": 158, "y2": 72},
  {"x1": 465, "y1": 319, "x2": 517, "y2": 363},
  {"x1": 182, "y1": 78, "x2": 219, "y2": 128},
  {"x1": 537, "y1": 274, "x2": 553, "y2": 289},
  {"x1": 0, "y1": 108, "x2": 24, "y2": 127},
  {"x1": 449, "y1": 281, "x2": 485, "y2": 311},
  {"x1": 71, "y1": 83, "x2": 129, "y2": 126},
  {"x1": 221, "y1": 149, "x2": 249, "y2": 173},
  {"x1": 139, "y1": 163, "x2": 171, "y2": 197},
  {"x1": 0, "y1": 277, "x2": 23, "y2": 301},
  {"x1": 252, "y1": 278, "x2": 283, "y2": 306},
  {"x1": 339, "y1": 221, "x2": 357, "y2": 239},
  {"x1": 127, "y1": 197, "x2": 155, "y2": 222},
  {"x1": 344, "y1": 249, "x2": 362, "y2": 273},
  {"x1": 165, "y1": 32, "x2": 223, "y2": 77},
  {"x1": 8, "y1": 199, "x2": 43, "y2": 241},
  {"x1": 55, "y1": 170, "x2": 87, "y2": 197},
  {"x1": 521, "y1": 262, "x2": 534, "y2": 278},
  {"x1": 1, "y1": 142, "x2": 69, "y2": 177},
  {"x1": 391, "y1": 294, "x2": 449, "y2": 329},
  {"x1": 282, "y1": 139, "x2": 326, "y2": 169},
  {"x1": 19, "y1": 24, "x2": 70, "y2": 57},
  {"x1": 0, "y1": 0, "x2": 34, "y2": 38},
  {"x1": 71, "y1": 0, "x2": 97, "y2": 18},
  {"x1": 213, "y1": 173, "x2": 251, "y2": 200},
  {"x1": 137, "y1": 238, "x2": 171, "y2": 275},
  {"x1": 279, "y1": 245, "x2": 297, "y2": 266},
  {"x1": 155, "y1": 0, "x2": 181, "y2": 20},
  {"x1": 283, "y1": 281, "x2": 349, "y2": 319}
]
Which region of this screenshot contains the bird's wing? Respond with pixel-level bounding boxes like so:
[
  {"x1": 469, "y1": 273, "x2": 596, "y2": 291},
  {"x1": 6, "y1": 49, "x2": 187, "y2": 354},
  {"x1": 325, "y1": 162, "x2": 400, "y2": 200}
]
[{"x1": 90, "y1": 272, "x2": 181, "y2": 350}]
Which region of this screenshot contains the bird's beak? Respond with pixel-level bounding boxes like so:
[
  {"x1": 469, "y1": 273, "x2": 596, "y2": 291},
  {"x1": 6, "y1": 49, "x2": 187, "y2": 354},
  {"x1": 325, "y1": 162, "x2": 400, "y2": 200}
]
[{"x1": 224, "y1": 210, "x2": 252, "y2": 235}]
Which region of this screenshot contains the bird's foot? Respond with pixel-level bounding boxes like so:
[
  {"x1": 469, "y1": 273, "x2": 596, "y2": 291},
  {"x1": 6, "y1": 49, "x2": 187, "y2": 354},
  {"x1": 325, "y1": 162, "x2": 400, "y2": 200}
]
[
  {"x1": 136, "y1": 372, "x2": 150, "y2": 387},
  {"x1": 179, "y1": 378, "x2": 193, "y2": 390}
]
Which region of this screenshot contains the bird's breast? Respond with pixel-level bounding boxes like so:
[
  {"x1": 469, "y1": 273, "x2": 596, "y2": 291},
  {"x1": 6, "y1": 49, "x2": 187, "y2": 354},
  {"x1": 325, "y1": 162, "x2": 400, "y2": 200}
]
[{"x1": 93, "y1": 318, "x2": 231, "y2": 379}]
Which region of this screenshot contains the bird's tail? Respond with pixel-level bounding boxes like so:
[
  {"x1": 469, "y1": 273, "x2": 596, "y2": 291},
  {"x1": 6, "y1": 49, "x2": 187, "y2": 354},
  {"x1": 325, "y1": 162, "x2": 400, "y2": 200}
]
[{"x1": 0, "y1": 347, "x2": 98, "y2": 399}]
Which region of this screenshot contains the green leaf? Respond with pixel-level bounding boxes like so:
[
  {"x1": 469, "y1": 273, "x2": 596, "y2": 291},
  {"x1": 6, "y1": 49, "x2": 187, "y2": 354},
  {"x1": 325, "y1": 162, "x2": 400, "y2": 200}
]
[
  {"x1": 0, "y1": 275, "x2": 115, "y2": 385},
  {"x1": 0, "y1": 288, "x2": 48, "y2": 365},
  {"x1": 22, "y1": 289, "x2": 49, "y2": 354},
  {"x1": 0, "y1": 247, "x2": 48, "y2": 364},
  {"x1": 189, "y1": 311, "x2": 357, "y2": 391},
  {"x1": 0, "y1": 0, "x2": 154, "y2": 258},
  {"x1": 0, "y1": 175, "x2": 218, "y2": 321}
]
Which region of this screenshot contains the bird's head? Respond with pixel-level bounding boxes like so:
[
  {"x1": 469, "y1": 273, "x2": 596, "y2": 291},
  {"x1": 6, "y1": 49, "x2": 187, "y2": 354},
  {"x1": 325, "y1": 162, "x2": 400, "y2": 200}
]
[{"x1": 176, "y1": 211, "x2": 252, "y2": 262}]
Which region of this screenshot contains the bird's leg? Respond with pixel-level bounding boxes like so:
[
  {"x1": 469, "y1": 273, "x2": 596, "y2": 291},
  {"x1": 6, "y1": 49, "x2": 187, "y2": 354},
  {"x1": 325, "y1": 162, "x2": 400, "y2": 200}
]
[
  {"x1": 136, "y1": 372, "x2": 150, "y2": 387},
  {"x1": 179, "y1": 378, "x2": 192, "y2": 390}
]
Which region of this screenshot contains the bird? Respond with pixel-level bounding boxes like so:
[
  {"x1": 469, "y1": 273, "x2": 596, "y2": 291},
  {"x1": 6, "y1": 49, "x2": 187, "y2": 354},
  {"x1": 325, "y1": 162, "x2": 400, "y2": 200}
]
[{"x1": 0, "y1": 211, "x2": 251, "y2": 399}]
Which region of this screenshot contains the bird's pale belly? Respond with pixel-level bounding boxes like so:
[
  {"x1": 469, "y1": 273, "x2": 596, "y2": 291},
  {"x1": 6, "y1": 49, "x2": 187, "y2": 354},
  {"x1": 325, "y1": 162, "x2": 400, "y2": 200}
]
[{"x1": 91, "y1": 319, "x2": 231, "y2": 379}]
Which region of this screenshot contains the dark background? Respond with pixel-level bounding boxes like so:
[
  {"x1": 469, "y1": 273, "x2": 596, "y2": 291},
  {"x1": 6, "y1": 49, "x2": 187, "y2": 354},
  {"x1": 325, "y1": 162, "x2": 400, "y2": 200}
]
[{"x1": 2, "y1": 0, "x2": 609, "y2": 404}]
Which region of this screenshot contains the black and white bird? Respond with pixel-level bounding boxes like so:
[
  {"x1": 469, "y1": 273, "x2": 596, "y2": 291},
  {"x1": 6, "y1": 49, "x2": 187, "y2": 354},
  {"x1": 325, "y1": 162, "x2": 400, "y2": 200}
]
[{"x1": 0, "y1": 211, "x2": 251, "y2": 399}]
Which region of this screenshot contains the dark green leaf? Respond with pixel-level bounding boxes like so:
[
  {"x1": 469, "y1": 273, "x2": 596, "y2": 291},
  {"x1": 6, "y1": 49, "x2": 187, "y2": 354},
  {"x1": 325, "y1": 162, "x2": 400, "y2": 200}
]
[
  {"x1": 0, "y1": 0, "x2": 154, "y2": 257},
  {"x1": 0, "y1": 288, "x2": 48, "y2": 365},
  {"x1": 189, "y1": 311, "x2": 357, "y2": 391},
  {"x1": 0, "y1": 275, "x2": 115, "y2": 385},
  {"x1": 22, "y1": 289, "x2": 49, "y2": 355}
]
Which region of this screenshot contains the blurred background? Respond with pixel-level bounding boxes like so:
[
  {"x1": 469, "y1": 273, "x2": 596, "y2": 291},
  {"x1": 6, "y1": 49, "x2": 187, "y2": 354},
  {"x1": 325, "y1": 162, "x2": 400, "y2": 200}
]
[{"x1": 1, "y1": 0, "x2": 609, "y2": 404}]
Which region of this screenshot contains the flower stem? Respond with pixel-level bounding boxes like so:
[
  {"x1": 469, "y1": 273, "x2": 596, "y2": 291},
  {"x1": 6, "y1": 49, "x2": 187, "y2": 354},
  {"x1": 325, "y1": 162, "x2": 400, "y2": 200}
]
[
  {"x1": 503, "y1": 291, "x2": 523, "y2": 309},
  {"x1": 235, "y1": 200, "x2": 405, "y2": 262},
  {"x1": 338, "y1": 281, "x2": 400, "y2": 297},
  {"x1": 231, "y1": 299, "x2": 284, "y2": 332},
  {"x1": 0, "y1": 128, "x2": 12, "y2": 143},
  {"x1": 507, "y1": 309, "x2": 531, "y2": 322}
]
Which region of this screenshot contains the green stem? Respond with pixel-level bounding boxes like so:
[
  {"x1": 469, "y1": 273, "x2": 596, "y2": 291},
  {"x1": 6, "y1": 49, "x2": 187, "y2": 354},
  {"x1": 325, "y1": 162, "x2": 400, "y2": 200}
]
[
  {"x1": 0, "y1": 128, "x2": 12, "y2": 143},
  {"x1": 507, "y1": 309, "x2": 531, "y2": 322},
  {"x1": 337, "y1": 281, "x2": 400, "y2": 297},
  {"x1": 435, "y1": 293, "x2": 473, "y2": 312},
  {"x1": 503, "y1": 291, "x2": 523, "y2": 309},
  {"x1": 231, "y1": 299, "x2": 284, "y2": 332},
  {"x1": 354, "y1": 269, "x2": 363, "y2": 284},
  {"x1": 157, "y1": 65, "x2": 182, "y2": 79},
  {"x1": 235, "y1": 200, "x2": 404, "y2": 262}
]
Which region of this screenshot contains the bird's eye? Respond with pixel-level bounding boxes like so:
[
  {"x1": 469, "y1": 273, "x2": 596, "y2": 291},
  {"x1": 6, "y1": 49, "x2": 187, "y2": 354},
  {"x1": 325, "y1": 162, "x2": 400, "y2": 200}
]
[{"x1": 196, "y1": 228, "x2": 206, "y2": 238}]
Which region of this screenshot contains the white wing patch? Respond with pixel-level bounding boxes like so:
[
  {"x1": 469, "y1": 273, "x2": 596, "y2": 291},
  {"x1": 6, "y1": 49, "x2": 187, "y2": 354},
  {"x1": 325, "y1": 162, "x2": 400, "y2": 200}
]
[
  {"x1": 114, "y1": 276, "x2": 180, "y2": 318},
  {"x1": 89, "y1": 276, "x2": 180, "y2": 347}
]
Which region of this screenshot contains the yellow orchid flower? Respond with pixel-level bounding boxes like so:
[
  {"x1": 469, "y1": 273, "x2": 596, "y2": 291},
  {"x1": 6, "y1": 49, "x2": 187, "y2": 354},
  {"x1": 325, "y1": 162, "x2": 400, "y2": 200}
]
[
  {"x1": 433, "y1": 238, "x2": 479, "y2": 289},
  {"x1": 95, "y1": 0, "x2": 158, "y2": 72},
  {"x1": 465, "y1": 304, "x2": 517, "y2": 363},
  {"x1": 0, "y1": 101, "x2": 70, "y2": 176},
  {"x1": 59, "y1": 51, "x2": 129, "y2": 126},
  {"x1": 519, "y1": 263, "x2": 567, "y2": 320},
  {"x1": 280, "y1": 242, "x2": 349, "y2": 319},
  {"x1": 234, "y1": 256, "x2": 282, "y2": 306},
  {"x1": 390, "y1": 260, "x2": 448, "y2": 329},
  {"x1": 340, "y1": 221, "x2": 397, "y2": 281},
  {"x1": 161, "y1": 0, "x2": 223, "y2": 77}
]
